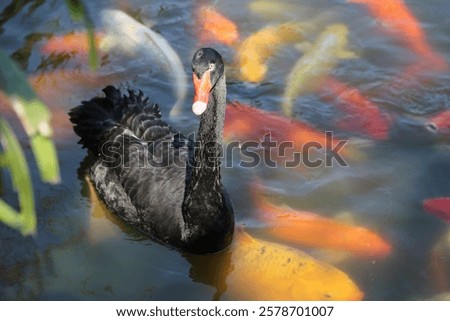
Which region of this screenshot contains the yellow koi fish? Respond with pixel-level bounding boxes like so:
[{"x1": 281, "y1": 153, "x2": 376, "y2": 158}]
[
  {"x1": 237, "y1": 22, "x2": 304, "y2": 83},
  {"x1": 282, "y1": 24, "x2": 357, "y2": 117},
  {"x1": 249, "y1": 0, "x2": 301, "y2": 20},
  {"x1": 84, "y1": 175, "x2": 122, "y2": 244},
  {"x1": 186, "y1": 228, "x2": 364, "y2": 300},
  {"x1": 223, "y1": 229, "x2": 364, "y2": 300}
]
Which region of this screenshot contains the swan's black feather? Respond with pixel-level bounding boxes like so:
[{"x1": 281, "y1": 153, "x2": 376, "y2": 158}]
[{"x1": 71, "y1": 86, "x2": 191, "y2": 245}]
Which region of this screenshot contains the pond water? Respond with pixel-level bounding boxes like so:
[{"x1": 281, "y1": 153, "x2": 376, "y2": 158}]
[{"x1": 0, "y1": 0, "x2": 449, "y2": 300}]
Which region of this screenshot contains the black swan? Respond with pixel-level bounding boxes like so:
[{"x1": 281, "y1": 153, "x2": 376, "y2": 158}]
[{"x1": 69, "y1": 48, "x2": 234, "y2": 254}]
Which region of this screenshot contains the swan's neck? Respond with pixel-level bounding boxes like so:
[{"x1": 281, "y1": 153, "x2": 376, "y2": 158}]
[
  {"x1": 182, "y1": 75, "x2": 227, "y2": 224},
  {"x1": 197, "y1": 75, "x2": 226, "y2": 163}
]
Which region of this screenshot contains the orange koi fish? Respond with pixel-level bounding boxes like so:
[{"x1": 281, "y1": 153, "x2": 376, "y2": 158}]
[
  {"x1": 251, "y1": 182, "x2": 392, "y2": 257},
  {"x1": 224, "y1": 228, "x2": 364, "y2": 300},
  {"x1": 236, "y1": 22, "x2": 304, "y2": 83},
  {"x1": 426, "y1": 109, "x2": 450, "y2": 136},
  {"x1": 348, "y1": 0, "x2": 448, "y2": 70},
  {"x1": 423, "y1": 197, "x2": 450, "y2": 224},
  {"x1": 29, "y1": 69, "x2": 120, "y2": 109},
  {"x1": 196, "y1": 5, "x2": 239, "y2": 46},
  {"x1": 321, "y1": 77, "x2": 392, "y2": 140},
  {"x1": 224, "y1": 102, "x2": 349, "y2": 158},
  {"x1": 41, "y1": 32, "x2": 104, "y2": 56}
]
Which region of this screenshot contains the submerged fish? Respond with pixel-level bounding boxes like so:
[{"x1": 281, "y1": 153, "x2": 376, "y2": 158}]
[
  {"x1": 224, "y1": 228, "x2": 364, "y2": 300},
  {"x1": 100, "y1": 9, "x2": 187, "y2": 117},
  {"x1": 43, "y1": 11, "x2": 189, "y2": 117},
  {"x1": 426, "y1": 109, "x2": 450, "y2": 137},
  {"x1": 249, "y1": 0, "x2": 301, "y2": 20},
  {"x1": 29, "y1": 69, "x2": 122, "y2": 109},
  {"x1": 423, "y1": 197, "x2": 450, "y2": 224},
  {"x1": 348, "y1": 0, "x2": 448, "y2": 71},
  {"x1": 196, "y1": 5, "x2": 239, "y2": 46},
  {"x1": 236, "y1": 22, "x2": 304, "y2": 83},
  {"x1": 251, "y1": 182, "x2": 392, "y2": 257},
  {"x1": 41, "y1": 32, "x2": 104, "y2": 56},
  {"x1": 224, "y1": 102, "x2": 351, "y2": 160},
  {"x1": 249, "y1": 0, "x2": 337, "y2": 30},
  {"x1": 321, "y1": 77, "x2": 392, "y2": 140},
  {"x1": 282, "y1": 24, "x2": 357, "y2": 117}
]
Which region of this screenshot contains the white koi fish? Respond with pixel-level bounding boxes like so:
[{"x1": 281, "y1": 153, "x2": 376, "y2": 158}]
[{"x1": 100, "y1": 9, "x2": 187, "y2": 117}]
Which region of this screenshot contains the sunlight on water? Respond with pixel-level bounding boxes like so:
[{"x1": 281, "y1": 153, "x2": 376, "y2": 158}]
[{"x1": 0, "y1": 0, "x2": 449, "y2": 300}]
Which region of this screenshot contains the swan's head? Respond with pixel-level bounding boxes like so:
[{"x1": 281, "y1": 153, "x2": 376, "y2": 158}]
[{"x1": 191, "y1": 48, "x2": 224, "y2": 116}]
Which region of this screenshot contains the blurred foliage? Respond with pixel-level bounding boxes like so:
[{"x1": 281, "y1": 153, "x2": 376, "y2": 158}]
[
  {"x1": 0, "y1": 117, "x2": 36, "y2": 235},
  {"x1": 0, "y1": 49, "x2": 60, "y2": 184},
  {"x1": 66, "y1": 0, "x2": 99, "y2": 70},
  {"x1": 0, "y1": 49, "x2": 59, "y2": 235},
  {"x1": 0, "y1": 0, "x2": 98, "y2": 235}
]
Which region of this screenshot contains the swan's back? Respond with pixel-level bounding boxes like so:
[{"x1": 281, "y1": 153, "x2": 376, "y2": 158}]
[{"x1": 70, "y1": 86, "x2": 192, "y2": 246}]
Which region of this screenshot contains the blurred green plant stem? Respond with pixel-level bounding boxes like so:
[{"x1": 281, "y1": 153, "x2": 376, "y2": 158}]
[
  {"x1": 66, "y1": 0, "x2": 99, "y2": 70},
  {"x1": 0, "y1": 0, "x2": 98, "y2": 235},
  {"x1": 0, "y1": 117, "x2": 36, "y2": 235}
]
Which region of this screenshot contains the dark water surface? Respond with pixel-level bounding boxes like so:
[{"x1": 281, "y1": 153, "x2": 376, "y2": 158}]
[{"x1": 0, "y1": 0, "x2": 449, "y2": 300}]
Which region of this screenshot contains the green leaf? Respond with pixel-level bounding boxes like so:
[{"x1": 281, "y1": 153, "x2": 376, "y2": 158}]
[
  {"x1": 0, "y1": 200, "x2": 25, "y2": 232},
  {"x1": 87, "y1": 27, "x2": 99, "y2": 70},
  {"x1": 0, "y1": 50, "x2": 51, "y2": 135},
  {"x1": 0, "y1": 117, "x2": 36, "y2": 235},
  {"x1": 0, "y1": 49, "x2": 60, "y2": 183},
  {"x1": 30, "y1": 134, "x2": 60, "y2": 184},
  {"x1": 66, "y1": 0, "x2": 84, "y2": 21}
]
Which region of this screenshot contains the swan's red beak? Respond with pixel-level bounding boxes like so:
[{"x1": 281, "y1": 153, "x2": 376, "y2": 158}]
[{"x1": 192, "y1": 70, "x2": 212, "y2": 115}]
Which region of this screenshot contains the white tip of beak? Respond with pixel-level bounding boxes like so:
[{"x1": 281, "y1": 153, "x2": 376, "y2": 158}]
[{"x1": 192, "y1": 101, "x2": 207, "y2": 115}]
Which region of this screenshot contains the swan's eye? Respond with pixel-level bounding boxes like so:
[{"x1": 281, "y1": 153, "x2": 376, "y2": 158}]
[{"x1": 209, "y1": 63, "x2": 215, "y2": 71}]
